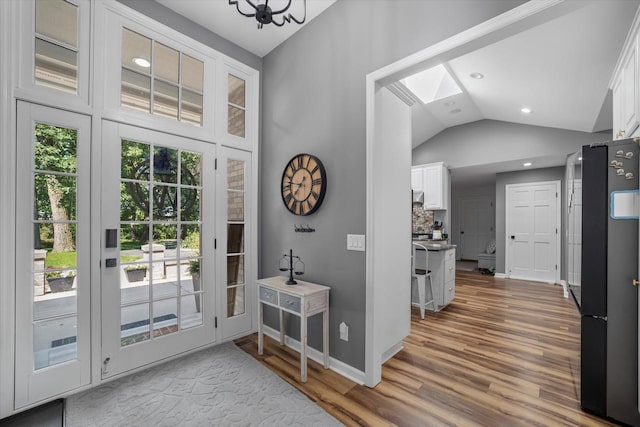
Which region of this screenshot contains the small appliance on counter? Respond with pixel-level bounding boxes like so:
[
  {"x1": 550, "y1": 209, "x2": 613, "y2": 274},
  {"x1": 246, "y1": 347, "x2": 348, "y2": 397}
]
[{"x1": 432, "y1": 221, "x2": 444, "y2": 240}]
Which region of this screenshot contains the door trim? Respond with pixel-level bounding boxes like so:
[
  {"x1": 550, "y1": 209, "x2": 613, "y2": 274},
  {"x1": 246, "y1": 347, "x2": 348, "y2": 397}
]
[{"x1": 504, "y1": 180, "x2": 561, "y2": 284}]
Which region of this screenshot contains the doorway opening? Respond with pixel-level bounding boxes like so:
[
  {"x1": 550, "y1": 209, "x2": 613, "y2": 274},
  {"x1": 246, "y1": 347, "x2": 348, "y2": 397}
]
[{"x1": 364, "y1": 0, "x2": 633, "y2": 387}]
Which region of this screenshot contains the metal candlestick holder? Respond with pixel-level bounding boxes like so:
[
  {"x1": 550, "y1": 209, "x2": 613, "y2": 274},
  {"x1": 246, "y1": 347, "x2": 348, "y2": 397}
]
[{"x1": 279, "y1": 249, "x2": 305, "y2": 285}]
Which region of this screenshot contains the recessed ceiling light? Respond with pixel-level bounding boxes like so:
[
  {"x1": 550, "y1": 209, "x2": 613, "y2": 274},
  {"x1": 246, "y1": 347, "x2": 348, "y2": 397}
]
[
  {"x1": 523, "y1": 162, "x2": 532, "y2": 167},
  {"x1": 133, "y1": 57, "x2": 151, "y2": 68},
  {"x1": 444, "y1": 101, "x2": 456, "y2": 107},
  {"x1": 450, "y1": 108, "x2": 462, "y2": 114},
  {"x1": 469, "y1": 72, "x2": 484, "y2": 79},
  {"x1": 521, "y1": 107, "x2": 532, "y2": 114}
]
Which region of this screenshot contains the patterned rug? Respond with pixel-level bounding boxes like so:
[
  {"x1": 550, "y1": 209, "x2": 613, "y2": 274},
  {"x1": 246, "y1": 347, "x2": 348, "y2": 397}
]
[{"x1": 65, "y1": 342, "x2": 342, "y2": 427}]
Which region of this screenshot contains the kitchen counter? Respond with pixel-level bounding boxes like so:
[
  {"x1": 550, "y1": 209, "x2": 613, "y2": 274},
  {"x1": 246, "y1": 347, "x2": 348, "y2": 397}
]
[
  {"x1": 412, "y1": 240, "x2": 457, "y2": 251},
  {"x1": 411, "y1": 245, "x2": 456, "y2": 311}
]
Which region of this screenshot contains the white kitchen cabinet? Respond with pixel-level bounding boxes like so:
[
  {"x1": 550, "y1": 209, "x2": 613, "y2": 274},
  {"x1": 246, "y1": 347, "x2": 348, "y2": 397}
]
[
  {"x1": 611, "y1": 11, "x2": 640, "y2": 140},
  {"x1": 411, "y1": 247, "x2": 455, "y2": 311},
  {"x1": 412, "y1": 162, "x2": 449, "y2": 210},
  {"x1": 411, "y1": 167, "x2": 423, "y2": 192},
  {"x1": 423, "y1": 164, "x2": 443, "y2": 209}
]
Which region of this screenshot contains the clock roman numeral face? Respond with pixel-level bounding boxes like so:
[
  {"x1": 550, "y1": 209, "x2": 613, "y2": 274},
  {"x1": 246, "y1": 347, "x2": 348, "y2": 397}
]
[{"x1": 280, "y1": 154, "x2": 327, "y2": 216}]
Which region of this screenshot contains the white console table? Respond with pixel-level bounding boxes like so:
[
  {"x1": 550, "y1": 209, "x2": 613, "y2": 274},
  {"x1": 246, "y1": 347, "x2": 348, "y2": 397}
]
[{"x1": 257, "y1": 276, "x2": 330, "y2": 382}]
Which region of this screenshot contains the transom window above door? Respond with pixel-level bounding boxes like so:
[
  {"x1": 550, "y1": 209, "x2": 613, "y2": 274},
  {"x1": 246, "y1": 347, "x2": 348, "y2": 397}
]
[
  {"x1": 121, "y1": 28, "x2": 204, "y2": 127},
  {"x1": 34, "y1": 0, "x2": 79, "y2": 94}
]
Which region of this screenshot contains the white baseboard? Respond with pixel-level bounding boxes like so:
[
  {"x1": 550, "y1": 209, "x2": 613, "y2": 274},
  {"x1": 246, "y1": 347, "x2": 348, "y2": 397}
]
[
  {"x1": 261, "y1": 325, "x2": 366, "y2": 385},
  {"x1": 497, "y1": 273, "x2": 568, "y2": 294},
  {"x1": 558, "y1": 280, "x2": 568, "y2": 298},
  {"x1": 381, "y1": 341, "x2": 403, "y2": 364}
]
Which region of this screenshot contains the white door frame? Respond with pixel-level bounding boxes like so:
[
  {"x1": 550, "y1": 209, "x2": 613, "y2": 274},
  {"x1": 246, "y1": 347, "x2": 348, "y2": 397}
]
[
  {"x1": 216, "y1": 146, "x2": 254, "y2": 340},
  {"x1": 504, "y1": 180, "x2": 561, "y2": 284},
  {"x1": 14, "y1": 102, "x2": 92, "y2": 408},
  {"x1": 0, "y1": 0, "x2": 16, "y2": 417},
  {"x1": 364, "y1": 0, "x2": 565, "y2": 387}
]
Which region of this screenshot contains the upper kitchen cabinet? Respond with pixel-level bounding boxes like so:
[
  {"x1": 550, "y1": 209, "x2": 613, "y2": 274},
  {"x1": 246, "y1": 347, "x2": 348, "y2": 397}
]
[
  {"x1": 412, "y1": 162, "x2": 450, "y2": 210},
  {"x1": 611, "y1": 8, "x2": 640, "y2": 140},
  {"x1": 411, "y1": 167, "x2": 423, "y2": 192}
]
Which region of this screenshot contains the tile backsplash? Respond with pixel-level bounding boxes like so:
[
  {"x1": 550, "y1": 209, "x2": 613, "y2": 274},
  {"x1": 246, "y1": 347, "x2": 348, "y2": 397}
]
[{"x1": 412, "y1": 205, "x2": 434, "y2": 233}]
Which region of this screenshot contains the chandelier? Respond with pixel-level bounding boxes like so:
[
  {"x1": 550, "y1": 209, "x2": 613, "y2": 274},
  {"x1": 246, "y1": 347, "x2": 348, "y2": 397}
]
[{"x1": 228, "y1": 0, "x2": 307, "y2": 29}]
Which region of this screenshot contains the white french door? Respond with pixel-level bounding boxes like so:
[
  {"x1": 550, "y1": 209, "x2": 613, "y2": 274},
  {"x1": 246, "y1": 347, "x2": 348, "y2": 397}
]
[
  {"x1": 100, "y1": 122, "x2": 216, "y2": 378},
  {"x1": 15, "y1": 102, "x2": 91, "y2": 407},
  {"x1": 217, "y1": 147, "x2": 253, "y2": 339},
  {"x1": 506, "y1": 181, "x2": 560, "y2": 283}
]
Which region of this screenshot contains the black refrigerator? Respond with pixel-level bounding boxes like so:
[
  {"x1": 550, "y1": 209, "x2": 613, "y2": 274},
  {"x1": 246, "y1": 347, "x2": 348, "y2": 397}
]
[{"x1": 577, "y1": 138, "x2": 640, "y2": 426}]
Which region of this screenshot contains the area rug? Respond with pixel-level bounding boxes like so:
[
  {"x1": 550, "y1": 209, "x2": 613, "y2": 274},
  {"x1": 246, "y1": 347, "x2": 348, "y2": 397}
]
[{"x1": 65, "y1": 342, "x2": 342, "y2": 427}]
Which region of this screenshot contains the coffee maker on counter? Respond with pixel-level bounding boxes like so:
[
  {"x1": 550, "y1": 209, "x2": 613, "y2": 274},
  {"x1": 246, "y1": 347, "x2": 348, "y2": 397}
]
[{"x1": 432, "y1": 221, "x2": 444, "y2": 240}]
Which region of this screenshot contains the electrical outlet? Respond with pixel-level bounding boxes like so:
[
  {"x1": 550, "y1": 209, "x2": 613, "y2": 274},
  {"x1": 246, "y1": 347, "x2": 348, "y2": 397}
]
[{"x1": 339, "y1": 322, "x2": 349, "y2": 341}]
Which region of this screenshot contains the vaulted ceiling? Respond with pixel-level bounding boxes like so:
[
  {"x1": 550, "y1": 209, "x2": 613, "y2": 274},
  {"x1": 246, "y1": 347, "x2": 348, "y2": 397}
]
[
  {"x1": 408, "y1": 0, "x2": 638, "y2": 148},
  {"x1": 156, "y1": 0, "x2": 638, "y2": 159}
]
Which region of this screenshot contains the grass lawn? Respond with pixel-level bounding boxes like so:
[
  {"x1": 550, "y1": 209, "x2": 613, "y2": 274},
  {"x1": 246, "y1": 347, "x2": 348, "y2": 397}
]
[
  {"x1": 45, "y1": 251, "x2": 76, "y2": 269},
  {"x1": 45, "y1": 251, "x2": 141, "y2": 268}
]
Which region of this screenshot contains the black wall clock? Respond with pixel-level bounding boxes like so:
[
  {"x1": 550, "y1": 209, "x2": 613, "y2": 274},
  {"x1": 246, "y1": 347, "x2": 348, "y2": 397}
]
[{"x1": 281, "y1": 153, "x2": 327, "y2": 216}]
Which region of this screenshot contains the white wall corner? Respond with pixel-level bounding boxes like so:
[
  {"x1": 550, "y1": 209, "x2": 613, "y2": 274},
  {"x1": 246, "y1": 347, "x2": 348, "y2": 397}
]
[{"x1": 0, "y1": 0, "x2": 16, "y2": 418}]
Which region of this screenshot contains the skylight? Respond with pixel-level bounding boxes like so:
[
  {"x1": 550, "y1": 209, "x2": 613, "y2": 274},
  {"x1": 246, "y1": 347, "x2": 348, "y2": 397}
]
[{"x1": 401, "y1": 64, "x2": 462, "y2": 105}]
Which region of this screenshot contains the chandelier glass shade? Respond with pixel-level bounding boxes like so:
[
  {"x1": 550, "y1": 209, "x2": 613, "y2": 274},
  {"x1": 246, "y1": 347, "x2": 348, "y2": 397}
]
[{"x1": 228, "y1": 0, "x2": 307, "y2": 29}]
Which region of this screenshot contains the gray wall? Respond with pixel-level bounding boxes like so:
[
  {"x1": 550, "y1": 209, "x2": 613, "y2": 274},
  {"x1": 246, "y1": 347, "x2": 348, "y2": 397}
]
[
  {"x1": 260, "y1": 1, "x2": 525, "y2": 372},
  {"x1": 117, "y1": 0, "x2": 262, "y2": 71}
]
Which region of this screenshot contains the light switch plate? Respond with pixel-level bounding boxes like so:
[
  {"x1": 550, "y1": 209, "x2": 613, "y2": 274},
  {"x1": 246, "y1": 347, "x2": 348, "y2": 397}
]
[{"x1": 347, "y1": 234, "x2": 365, "y2": 251}]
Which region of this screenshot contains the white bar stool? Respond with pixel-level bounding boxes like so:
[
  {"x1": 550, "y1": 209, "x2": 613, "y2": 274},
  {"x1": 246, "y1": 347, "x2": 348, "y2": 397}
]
[{"x1": 411, "y1": 242, "x2": 436, "y2": 319}]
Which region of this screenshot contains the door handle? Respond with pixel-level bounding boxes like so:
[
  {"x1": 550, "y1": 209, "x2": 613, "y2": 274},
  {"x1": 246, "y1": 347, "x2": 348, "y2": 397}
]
[
  {"x1": 105, "y1": 229, "x2": 118, "y2": 248},
  {"x1": 510, "y1": 235, "x2": 515, "y2": 240}
]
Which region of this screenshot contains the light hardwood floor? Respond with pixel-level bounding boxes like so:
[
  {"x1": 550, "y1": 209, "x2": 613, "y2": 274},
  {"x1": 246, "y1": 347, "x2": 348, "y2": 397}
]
[{"x1": 235, "y1": 270, "x2": 619, "y2": 426}]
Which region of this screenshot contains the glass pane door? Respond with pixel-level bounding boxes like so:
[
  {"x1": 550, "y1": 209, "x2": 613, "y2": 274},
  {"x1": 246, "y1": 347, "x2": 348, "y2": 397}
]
[
  {"x1": 15, "y1": 102, "x2": 91, "y2": 408},
  {"x1": 118, "y1": 142, "x2": 205, "y2": 346},
  {"x1": 101, "y1": 123, "x2": 215, "y2": 378},
  {"x1": 219, "y1": 147, "x2": 252, "y2": 339}
]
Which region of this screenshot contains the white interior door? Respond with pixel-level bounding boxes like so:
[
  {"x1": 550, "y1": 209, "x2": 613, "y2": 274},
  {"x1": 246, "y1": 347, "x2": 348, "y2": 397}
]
[
  {"x1": 100, "y1": 122, "x2": 216, "y2": 378},
  {"x1": 506, "y1": 181, "x2": 560, "y2": 282},
  {"x1": 14, "y1": 102, "x2": 91, "y2": 408},
  {"x1": 217, "y1": 147, "x2": 252, "y2": 339},
  {"x1": 459, "y1": 197, "x2": 493, "y2": 260}
]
